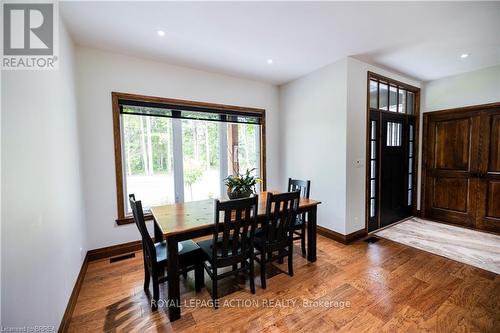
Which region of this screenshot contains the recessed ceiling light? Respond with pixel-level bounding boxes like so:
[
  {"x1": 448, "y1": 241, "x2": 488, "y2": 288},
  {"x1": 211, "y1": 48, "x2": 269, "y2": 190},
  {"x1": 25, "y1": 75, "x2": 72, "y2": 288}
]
[
  {"x1": 157, "y1": 30, "x2": 165, "y2": 37},
  {"x1": 267, "y1": 59, "x2": 273, "y2": 64},
  {"x1": 460, "y1": 53, "x2": 469, "y2": 59}
]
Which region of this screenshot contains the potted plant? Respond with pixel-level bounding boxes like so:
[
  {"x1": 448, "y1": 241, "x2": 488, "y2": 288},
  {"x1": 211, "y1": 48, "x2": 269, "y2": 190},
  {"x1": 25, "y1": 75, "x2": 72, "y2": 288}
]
[{"x1": 224, "y1": 168, "x2": 261, "y2": 199}]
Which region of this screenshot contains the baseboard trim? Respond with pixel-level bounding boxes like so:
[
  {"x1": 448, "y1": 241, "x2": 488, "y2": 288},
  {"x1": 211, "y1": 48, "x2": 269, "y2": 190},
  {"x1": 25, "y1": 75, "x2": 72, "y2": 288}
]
[
  {"x1": 317, "y1": 226, "x2": 367, "y2": 245},
  {"x1": 59, "y1": 240, "x2": 144, "y2": 332},
  {"x1": 87, "y1": 240, "x2": 143, "y2": 261},
  {"x1": 58, "y1": 254, "x2": 89, "y2": 333}
]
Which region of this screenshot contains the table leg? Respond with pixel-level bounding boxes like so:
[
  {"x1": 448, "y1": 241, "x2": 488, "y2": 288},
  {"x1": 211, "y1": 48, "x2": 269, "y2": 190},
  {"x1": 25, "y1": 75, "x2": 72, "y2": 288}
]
[
  {"x1": 153, "y1": 219, "x2": 164, "y2": 242},
  {"x1": 307, "y1": 206, "x2": 317, "y2": 262},
  {"x1": 167, "y1": 236, "x2": 181, "y2": 321}
]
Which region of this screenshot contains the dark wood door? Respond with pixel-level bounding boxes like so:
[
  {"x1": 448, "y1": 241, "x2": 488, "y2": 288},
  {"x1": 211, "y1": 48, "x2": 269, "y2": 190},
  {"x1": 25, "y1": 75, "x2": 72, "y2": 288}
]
[
  {"x1": 423, "y1": 104, "x2": 500, "y2": 234},
  {"x1": 380, "y1": 113, "x2": 412, "y2": 227},
  {"x1": 476, "y1": 109, "x2": 500, "y2": 233},
  {"x1": 424, "y1": 112, "x2": 479, "y2": 227}
]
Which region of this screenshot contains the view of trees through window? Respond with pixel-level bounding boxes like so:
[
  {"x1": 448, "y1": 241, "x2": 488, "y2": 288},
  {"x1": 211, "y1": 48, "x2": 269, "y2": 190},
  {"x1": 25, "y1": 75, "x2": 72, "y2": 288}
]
[
  {"x1": 123, "y1": 114, "x2": 175, "y2": 210},
  {"x1": 182, "y1": 119, "x2": 220, "y2": 201},
  {"x1": 122, "y1": 114, "x2": 260, "y2": 212}
]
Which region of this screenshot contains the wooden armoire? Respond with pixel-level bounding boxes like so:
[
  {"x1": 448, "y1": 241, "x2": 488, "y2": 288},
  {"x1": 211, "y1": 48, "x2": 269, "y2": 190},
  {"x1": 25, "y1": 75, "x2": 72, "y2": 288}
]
[{"x1": 422, "y1": 102, "x2": 500, "y2": 233}]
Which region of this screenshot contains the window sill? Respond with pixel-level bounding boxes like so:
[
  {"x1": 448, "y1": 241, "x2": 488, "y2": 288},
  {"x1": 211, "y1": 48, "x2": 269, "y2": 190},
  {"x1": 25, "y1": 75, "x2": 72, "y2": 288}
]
[{"x1": 116, "y1": 213, "x2": 154, "y2": 225}]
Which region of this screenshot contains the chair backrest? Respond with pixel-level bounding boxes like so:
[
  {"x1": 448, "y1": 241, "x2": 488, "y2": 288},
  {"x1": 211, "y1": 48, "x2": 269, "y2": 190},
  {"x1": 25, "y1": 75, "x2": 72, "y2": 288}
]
[
  {"x1": 288, "y1": 178, "x2": 311, "y2": 199},
  {"x1": 213, "y1": 196, "x2": 258, "y2": 261},
  {"x1": 129, "y1": 194, "x2": 157, "y2": 265},
  {"x1": 263, "y1": 191, "x2": 300, "y2": 245}
]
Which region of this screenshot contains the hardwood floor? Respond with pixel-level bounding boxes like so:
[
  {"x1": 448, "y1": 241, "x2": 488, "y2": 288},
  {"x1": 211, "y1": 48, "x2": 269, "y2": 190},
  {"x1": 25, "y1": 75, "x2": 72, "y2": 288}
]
[{"x1": 67, "y1": 236, "x2": 500, "y2": 332}]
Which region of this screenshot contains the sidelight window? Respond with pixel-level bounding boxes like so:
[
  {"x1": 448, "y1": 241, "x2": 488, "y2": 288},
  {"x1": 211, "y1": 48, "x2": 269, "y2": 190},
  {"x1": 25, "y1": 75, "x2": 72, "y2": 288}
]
[
  {"x1": 407, "y1": 124, "x2": 414, "y2": 205},
  {"x1": 369, "y1": 120, "x2": 378, "y2": 218}
]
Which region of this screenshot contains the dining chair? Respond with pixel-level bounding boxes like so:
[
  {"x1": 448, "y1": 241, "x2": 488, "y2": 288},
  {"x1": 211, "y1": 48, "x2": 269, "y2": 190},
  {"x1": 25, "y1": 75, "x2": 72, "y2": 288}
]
[
  {"x1": 129, "y1": 194, "x2": 204, "y2": 310},
  {"x1": 288, "y1": 178, "x2": 311, "y2": 256},
  {"x1": 196, "y1": 196, "x2": 258, "y2": 308},
  {"x1": 254, "y1": 191, "x2": 300, "y2": 289}
]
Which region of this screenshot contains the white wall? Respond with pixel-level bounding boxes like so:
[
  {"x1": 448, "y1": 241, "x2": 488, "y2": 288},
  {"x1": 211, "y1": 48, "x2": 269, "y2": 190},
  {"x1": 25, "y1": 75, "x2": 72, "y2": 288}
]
[
  {"x1": 280, "y1": 57, "x2": 421, "y2": 235},
  {"x1": 75, "y1": 47, "x2": 280, "y2": 250},
  {"x1": 422, "y1": 65, "x2": 500, "y2": 112},
  {"x1": 1, "y1": 19, "x2": 87, "y2": 328},
  {"x1": 345, "y1": 58, "x2": 421, "y2": 233},
  {"x1": 279, "y1": 59, "x2": 348, "y2": 233}
]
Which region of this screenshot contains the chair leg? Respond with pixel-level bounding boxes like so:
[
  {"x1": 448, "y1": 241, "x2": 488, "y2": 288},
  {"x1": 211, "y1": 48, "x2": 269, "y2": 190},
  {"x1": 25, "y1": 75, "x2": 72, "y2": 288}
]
[
  {"x1": 195, "y1": 262, "x2": 204, "y2": 292},
  {"x1": 301, "y1": 225, "x2": 306, "y2": 256},
  {"x1": 278, "y1": 249, "x2": 284, "y2": 264},
  {"x1": 144, "y1": 267, "x2": 150, "y2": 291},
  {"x1": 212, "y1": 267, "x2": 219, "y2": 309},
  {"x1": 249, "y1": 256, "x2": 256, "y2": 294},
  {"x1": 288, "y1": 243, "x2": 294, "y2": 277},
  {"x1": 260, "y1": 251, "x2": 267, "y2": 289},
  {"x1": 152, "y1": 274, "x2": 160, "y2": 311}
]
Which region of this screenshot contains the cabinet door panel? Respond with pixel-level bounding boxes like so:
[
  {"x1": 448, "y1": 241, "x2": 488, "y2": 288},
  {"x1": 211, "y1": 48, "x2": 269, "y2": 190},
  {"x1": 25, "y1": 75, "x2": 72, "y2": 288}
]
[
  {"x1": 432, "y1": 177, "x2": 469, "y2": 212},
  {"x1": 476, "y1": 109, "x2": 500, "y2": 232},
  {"x1": 424, "y1": 114, "x2": 478, "y2": 227},
  {"x1": 486, "y1": 115, "x2": 500, "y2": 173},
  {"x1": 434, "y1": 119, "x2": 470, "y2": 170},
  {"x1": 476, "y1": 179, "x2": 500, "y2": 233}
]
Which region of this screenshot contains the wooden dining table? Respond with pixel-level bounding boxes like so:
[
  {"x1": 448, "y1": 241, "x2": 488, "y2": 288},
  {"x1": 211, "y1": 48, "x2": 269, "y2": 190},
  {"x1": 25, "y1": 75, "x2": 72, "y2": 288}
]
[{"x1": 150, "y1": 191, "x2": 321, "y2": 321}]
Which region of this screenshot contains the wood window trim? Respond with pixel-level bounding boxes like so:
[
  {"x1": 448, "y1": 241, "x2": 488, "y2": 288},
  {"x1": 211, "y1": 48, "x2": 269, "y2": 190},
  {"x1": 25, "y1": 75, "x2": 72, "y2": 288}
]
[
  {"x1": 112, "y1": 91, "x2": 267, "y2": 225},
  {"x1": 364, "y1": 72, "x2": 421, "y2": 232}
]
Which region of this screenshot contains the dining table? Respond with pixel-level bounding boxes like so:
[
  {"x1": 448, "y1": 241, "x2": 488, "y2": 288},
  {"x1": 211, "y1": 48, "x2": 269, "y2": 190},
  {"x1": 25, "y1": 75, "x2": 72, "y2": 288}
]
[{"x1": 150, "y1": 191, "x2": 321, "y2": 321}]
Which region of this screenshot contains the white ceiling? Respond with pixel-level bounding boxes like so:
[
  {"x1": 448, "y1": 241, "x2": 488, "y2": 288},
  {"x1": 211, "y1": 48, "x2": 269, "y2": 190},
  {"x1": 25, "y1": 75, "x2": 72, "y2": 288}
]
[{"x1": 60, "y1": 1, "x2": 500, "y2": 85}]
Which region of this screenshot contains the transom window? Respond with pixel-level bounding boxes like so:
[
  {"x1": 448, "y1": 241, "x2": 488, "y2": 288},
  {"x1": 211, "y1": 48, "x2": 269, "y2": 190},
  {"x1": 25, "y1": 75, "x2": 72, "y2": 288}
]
[
  {"x1": 112, "y1": 93, "x2": 266, "y2": 223},
  {"x1": 370, "y1": 78, "x2": 415, "y2": 114}
]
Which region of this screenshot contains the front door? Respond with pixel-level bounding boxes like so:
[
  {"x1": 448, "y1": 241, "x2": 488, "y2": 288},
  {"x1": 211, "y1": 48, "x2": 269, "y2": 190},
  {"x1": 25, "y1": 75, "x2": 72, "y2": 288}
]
[
  {"x1": 366, "y1": 73, "x2": 419, "y2": 232},
  {"x1": 380, "y1": 113, "x2": 413, "y2": 227}
]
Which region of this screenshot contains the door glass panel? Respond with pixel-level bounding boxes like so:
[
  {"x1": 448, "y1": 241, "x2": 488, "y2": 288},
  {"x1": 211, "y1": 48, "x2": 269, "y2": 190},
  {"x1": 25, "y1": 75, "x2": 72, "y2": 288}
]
[
  {"x1": 371, "y1": 121, "x2": 376, "y2": 140},
  {"x1": 371, "y1": 160, "x2": 376, "y2": 178},
  {"x1": 407, "y1": 92, "x2": 415, "y2": 115},
  {"x1": 182, "y1": 119, "x2": 220, "y2": 201},
  {"x1": 370, "y1": 198, "x2": 375, "y2": 217},
  {"x1": 409, "y1": 142, "x2": 414, "y2": 157},
  {"x1": 389, "y1": 86, "x2": 398, "y2": 112},
  {"x1": 371, "y1": 141, "x2": 376, "y2": 159},
  {"x1": 370, "y1": 80, "x2": 378, "y2": 109},
  {"x1": 123, "y1": 115, "x2": 175, "y2": 212},
  {"x1": 407, "y1": 190, "x2": 412, "y2": 205},
  {"x1": 398, "y1": 89, "x2": 406, "y2": 113},
  {"x1": 386, "y1": 122, "x2": 402, "y2": 146},
  {"x1": 379, "y1": 83, "x2": 388, "y2": 111},
  {"x1": 409, "y1": 158, "x2": 413, "y2": 173}
]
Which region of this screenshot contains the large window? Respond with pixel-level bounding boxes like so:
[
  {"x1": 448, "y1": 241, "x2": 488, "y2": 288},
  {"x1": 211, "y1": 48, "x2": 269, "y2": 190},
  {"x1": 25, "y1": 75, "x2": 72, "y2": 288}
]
[{"x1": 113, "y1": 93, "x2": 266, "y2": 223}]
